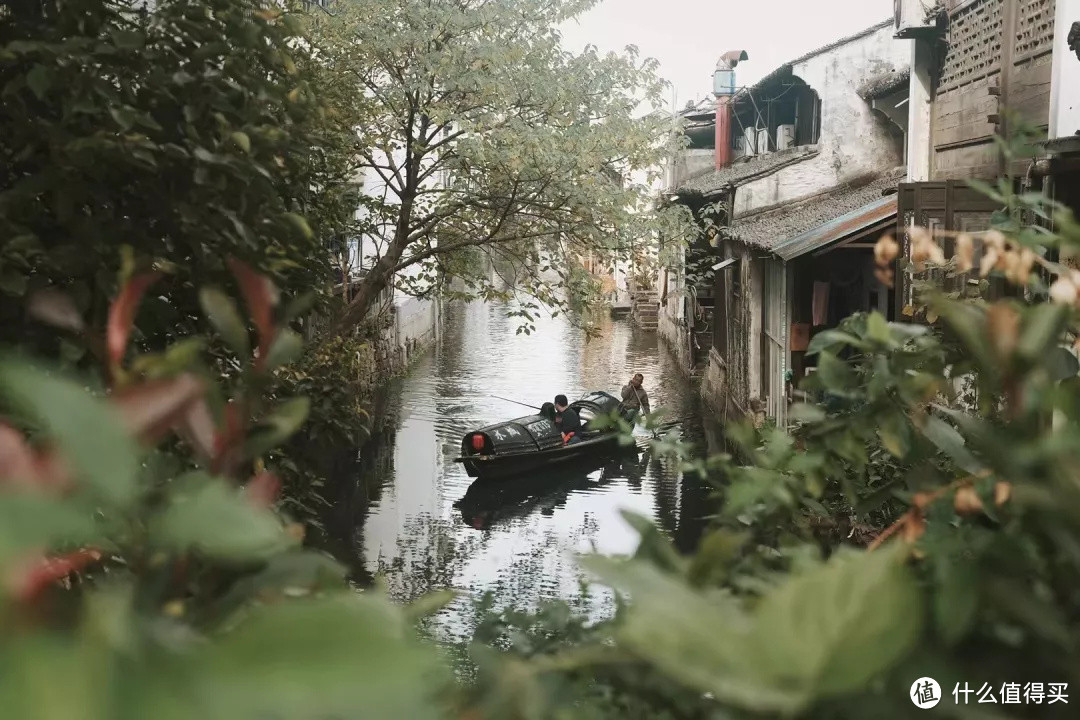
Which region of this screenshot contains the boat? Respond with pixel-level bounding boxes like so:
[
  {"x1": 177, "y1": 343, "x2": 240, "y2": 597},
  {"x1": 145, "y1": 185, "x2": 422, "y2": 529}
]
[{"x1": 453, "y1": 391, "x2": 637, "y2": 480}]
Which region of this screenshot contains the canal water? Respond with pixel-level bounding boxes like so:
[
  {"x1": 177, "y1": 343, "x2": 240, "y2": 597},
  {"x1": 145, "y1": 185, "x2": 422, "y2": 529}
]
[{"x1": 320, "y1": 301, "x2": 721, "y2": 641}]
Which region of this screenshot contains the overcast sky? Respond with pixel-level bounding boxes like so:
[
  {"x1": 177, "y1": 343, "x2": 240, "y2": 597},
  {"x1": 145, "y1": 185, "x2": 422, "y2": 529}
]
[{"x1": 560, "y1": 0, "x2": 897, "y2": 110}]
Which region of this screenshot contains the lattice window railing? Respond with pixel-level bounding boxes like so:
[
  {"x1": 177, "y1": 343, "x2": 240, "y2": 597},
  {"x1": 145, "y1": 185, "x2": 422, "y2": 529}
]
[
  {"x1": 939, "y1": 0, "x2": 1004, "y2": 92},
  {"x1": 1014, "y1": 0, "x2": 1055, "y2": 61}
]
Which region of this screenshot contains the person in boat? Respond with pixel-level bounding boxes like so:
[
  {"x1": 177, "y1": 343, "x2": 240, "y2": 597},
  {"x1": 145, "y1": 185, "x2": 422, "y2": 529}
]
[
  {"x1": 553, "y1": 394, "x2": 582, "y2": 445},
  {"x1": 620, "y1": 373, "x2": 650, "y2": 416},
  {"x1": 539, "y1": 401, "x2": 556, "y2": 422}
]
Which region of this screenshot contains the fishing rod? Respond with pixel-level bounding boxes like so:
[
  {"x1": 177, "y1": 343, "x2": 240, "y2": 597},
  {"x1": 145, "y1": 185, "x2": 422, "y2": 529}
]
[
  {"x1": 490, "y1": 394, "x2": 541, "y2": 411},
  {"x1": 487, "y1": 396, "x2": 690, "y2": 431}
]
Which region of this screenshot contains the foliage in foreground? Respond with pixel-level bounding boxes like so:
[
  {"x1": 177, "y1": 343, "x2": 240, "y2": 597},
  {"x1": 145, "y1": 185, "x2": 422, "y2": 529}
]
[
  {"x1": 447, "y1": 165, "x2": 1080, "y2": 718},
  {"x1": 5, "y1": 2, "x2": 1080, "y2": 718},
  {"x1": 0, "y1": 264, "x2": 446, "y2": 719}
]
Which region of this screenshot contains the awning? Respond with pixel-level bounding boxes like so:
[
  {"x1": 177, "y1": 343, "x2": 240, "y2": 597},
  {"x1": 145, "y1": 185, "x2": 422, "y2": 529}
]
[{"x1": 771, "y1": 193, "x2": 897, "y2": 261}]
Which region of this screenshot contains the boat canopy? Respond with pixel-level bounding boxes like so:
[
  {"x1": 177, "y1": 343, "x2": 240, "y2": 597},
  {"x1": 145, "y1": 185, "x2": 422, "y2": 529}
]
[{"x1": 461, "y1": 391, "x2": 624, "y2": 456}]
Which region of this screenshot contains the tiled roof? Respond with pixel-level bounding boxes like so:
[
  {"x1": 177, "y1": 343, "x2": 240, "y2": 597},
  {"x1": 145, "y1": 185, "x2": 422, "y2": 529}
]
[
  {"x1": 673, "y1": 146, "x2": 819, "y2": 198},
  {"x1": 858, "y1": 69, "x2": 911, "y2": 100},
  {"x1": 751, "y1": 19, "x2": 894, "y2": 90},
  {"x1": 728, "y1": 168, "x2": 906, "y2": 252}
]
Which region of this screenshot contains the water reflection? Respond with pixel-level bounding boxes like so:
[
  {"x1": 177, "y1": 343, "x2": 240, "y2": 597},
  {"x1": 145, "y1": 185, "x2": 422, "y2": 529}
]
[{"x1": 320, "y1": 301, "x2": 722, "y2": 641}]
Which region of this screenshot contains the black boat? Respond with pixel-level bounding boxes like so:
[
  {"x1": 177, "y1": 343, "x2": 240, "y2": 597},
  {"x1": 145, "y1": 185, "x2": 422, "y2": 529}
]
[{"x1": 454, "y1": 391, "x2": 636, "y2": 480}]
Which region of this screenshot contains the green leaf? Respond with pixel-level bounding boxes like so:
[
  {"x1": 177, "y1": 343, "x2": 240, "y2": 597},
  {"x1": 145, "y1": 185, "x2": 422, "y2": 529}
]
[
  {"x1": 622, "y1": 511, "x2": 683, "y2": 573},
  {"x1": 933, "y1": 298, "x2": 997, "y2": 378},
  {"x1": 586, "y1": 557, "x2": 800, "y2": 713},
  {"x1": 198, "y1": 287, "x2": 250, "y2": 358},
  {"x1": 154, "y1": 473, "x2": 289, "y2": 560},
  {"x1": 590, "y1": 545, "x2": 922, "y2": 713},
  {"x1": 282, "y1": 213, "x2": 313, "y2": 240},
  {"x1": 1018, "y1": 303, "x2": 1069, "y2": 362},
  {"x1": 788, "y1": 403, "x2": 825, "y2": 424},
  {"x1": 0, "y1": 492, "x2": 102, "y2": 564},
  {"x1": 921, "y1": 415, "x2": 982, "y2": 475},
  {"x1": 195, "y1": 595, "x2": 444, "y2": 720},
  {"x1": 230, "y1": 131, "x2": 251, "y2": 153},
  {"x1": 264, "y1": 329, "x2": 303, "y2": 371},
  {"x1": 877, "y1": 412, "x2": 911, "y2": 458},
  {"x1": 806, "y1": 329, "x2": 863, "y2": 356},
  {"x1": 130, "y1": 338, "x2": 206, "y2": 379},
  {"x1": 0, "y1": 634, "x2": 111, "y2": 720},
  {"x1": 934, "y1": 555, "x2": 979, "y2": 647},
  {"x1": 815, "y1": 352, "x2": 856, "y2": 391},
  {"x1": 25, "y1": 64, "x2": 51, "y2": 100},
  {"x1": 866, "y1": 312, "x2": 892, "y2": 347},
  {"x1": 203, "y1": 551, "x2": 347, "y2": 624},
  {"x1": 244, "y1": 397, "x2": 310, "y2": 459},
  {"x1": 0, "y1": 358, "x2": 139, "y2": 506},
  {"x1": 750, "y1": 545, "x2": 924, "y2": 699},
  {"x1": 404, "y1": 589, "x2": 457, "y2": 621}
]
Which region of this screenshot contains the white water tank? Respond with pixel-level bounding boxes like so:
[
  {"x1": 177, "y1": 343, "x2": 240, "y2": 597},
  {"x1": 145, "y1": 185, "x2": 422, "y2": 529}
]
[
  {"x1": 743, "y1": 126, "x2": 758, "y2": 156},
  {"x1": 776, "y1": 124, "x2": 796, "y2": 150},
  {"x1": 733, "y1": 136, "x2": 747, "y2": 159},
  {"x1": 894, "y1": 0, "x2": 937, "y2": 38},
  {"x1": 756, "y1": 127, "x2": 771, "y2": 154}
]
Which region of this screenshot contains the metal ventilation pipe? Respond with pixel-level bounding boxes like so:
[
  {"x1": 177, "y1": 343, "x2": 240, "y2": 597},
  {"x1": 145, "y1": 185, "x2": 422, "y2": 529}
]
[{"x1": 714, "y1": 51, "x2": 749, "y2": 169}]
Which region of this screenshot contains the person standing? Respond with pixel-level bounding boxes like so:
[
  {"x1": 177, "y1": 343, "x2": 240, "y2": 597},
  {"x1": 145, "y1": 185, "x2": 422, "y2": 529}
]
[{"x1": 620, "y1": 373, "x2": 650, "y2": 416}]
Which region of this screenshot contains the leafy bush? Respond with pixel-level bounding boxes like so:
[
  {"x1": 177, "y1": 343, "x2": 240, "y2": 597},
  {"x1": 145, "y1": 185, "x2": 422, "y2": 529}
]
[
  {"x1": 447, "y1": 159, "x2": 1080, "y2": 718},
  {"x1": 0, "y1": 0, "x2": 374, "y2": 530},
  {"x1": 0, "y1": 264, "x2": 447, "y2": 720}
]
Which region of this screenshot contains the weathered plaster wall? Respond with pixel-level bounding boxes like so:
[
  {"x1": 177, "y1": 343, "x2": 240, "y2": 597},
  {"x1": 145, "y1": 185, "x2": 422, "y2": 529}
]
[
  {"x1": 733, "y1": 25, "x2": 909, "y2": 217},
  {"x1": 657, "y1": 308, "x2": 693, "y2": 377},
  {"x1": 394, "y1": 296, "x2": 439, "y2": 368},
  {"x1": 670, "y1": 149, "x2": 716, "y2": 189}
]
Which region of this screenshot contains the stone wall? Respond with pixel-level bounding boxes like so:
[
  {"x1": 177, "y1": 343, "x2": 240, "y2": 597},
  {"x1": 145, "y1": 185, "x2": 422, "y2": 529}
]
[{"x1": 657, "y1": 305, "x2": 693, "y2": 377}]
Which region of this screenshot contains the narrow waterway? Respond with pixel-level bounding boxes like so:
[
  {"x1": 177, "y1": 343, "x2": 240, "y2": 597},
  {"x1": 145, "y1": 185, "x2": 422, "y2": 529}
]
[{"x1": 320, "y1": 301, "x2": 722, "y2": 641}]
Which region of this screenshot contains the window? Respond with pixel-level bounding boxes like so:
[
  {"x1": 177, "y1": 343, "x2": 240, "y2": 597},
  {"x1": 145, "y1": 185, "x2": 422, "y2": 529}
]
[{"x1": 731, "y1": 78, "x2": 821, "y2": 154}]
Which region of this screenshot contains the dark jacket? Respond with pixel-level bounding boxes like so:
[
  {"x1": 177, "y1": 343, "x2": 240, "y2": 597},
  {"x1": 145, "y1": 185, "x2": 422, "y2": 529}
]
[
  {"x1": 555, "y1": 407, "x2": 581, "y2": 436},
  {"x1": 621, "y1": 383, "x2": 650, "y2": 414}
]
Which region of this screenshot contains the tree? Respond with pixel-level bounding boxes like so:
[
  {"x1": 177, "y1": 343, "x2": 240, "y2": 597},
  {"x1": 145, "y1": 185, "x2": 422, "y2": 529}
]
[
  {"x1": 0, "y1": 0, "x2": 358, "y2": 361},
  {"x1": 310, "y1": 0, "x2": 686, "y2": 336}
]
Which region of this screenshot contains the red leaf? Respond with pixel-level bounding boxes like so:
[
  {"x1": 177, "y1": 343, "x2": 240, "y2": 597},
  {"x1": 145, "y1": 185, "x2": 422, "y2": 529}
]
[
  {"x1": 244, "y1": 471, "x2": 281, "y2": 507},
  {"x1": 110, "y1": 374, "x2": 205, "y2": 445},
  {"x1": 212, "y1": 401, "x2": 246, "y2": 476},
  {"x1": 0, "y1": 422, "x2": 37, "y2": 485},
  {"x1": 227, "y1": 258, "x2": 278, "y2": 369},
  {"x1": 176, "y1": 396, "x2": 217, "y2": 463},
  {"x1": 9, "y1": 548, "x2": 102, "y2": 602},
  {"x1": 0, "y1": 424, "x2": 70, "y2": 491},
  {"x1": 107, "y1": 272, "x2": 162, "y2": 368},
  {"x1": 31, "y1": 449, "x2": 72, "y2": 491}
]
